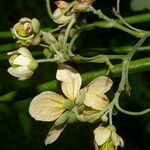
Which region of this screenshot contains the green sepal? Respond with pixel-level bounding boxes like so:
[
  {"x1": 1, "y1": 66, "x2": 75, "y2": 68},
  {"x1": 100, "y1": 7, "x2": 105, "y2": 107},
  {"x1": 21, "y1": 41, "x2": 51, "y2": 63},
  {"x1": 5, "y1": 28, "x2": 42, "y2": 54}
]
[
  {"x1": 67, "y1": 112, "x2": 77, "y2": 124},
  {"x1": 54, "y1": 111, "x2": 69, "y2": 126},
  {"x1": 32, "y1": 18, "x2": 40, "y2": 33}
]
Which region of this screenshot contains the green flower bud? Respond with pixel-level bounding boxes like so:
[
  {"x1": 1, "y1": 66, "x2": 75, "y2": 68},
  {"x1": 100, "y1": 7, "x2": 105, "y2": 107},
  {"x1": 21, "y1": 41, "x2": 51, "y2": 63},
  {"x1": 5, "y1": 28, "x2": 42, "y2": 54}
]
[
  {"x1": 101, "y1": 114, "x2": 108, "y2": 122},
  {"x1": 11, "y1": 17, "x2": 41, "y2": 46}
]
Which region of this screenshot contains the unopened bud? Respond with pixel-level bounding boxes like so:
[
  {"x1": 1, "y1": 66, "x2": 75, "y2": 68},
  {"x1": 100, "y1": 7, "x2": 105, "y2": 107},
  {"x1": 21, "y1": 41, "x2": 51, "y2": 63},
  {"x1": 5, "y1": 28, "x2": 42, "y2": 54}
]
[{"x1": 55, "y1": 1, "x2": 69, "y2": 9}]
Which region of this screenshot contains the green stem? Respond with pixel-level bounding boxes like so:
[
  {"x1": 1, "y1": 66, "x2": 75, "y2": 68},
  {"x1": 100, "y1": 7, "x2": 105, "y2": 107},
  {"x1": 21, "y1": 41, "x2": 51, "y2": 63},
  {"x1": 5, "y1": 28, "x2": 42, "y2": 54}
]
[
  {"x1": 115, "y1": 100, "x2": 150, "y2": 115},
  {"x1": 37, "y1": 57, "x2": 60, "y2": 63},
  {"x1": 0, "y1": 43, "x2": 18, "y2": 52},
  {"x1": 68, "y1": 33, "x2": 80, "y2": 56},
  {"x1": 63, "y1": 18, "x2": 76, "y2": 59},
  {"x1": 72, "y1": 54, "x2": 124, "y2": 63},
  {"x1": 46, "y1": 0, "x2": 52, "y2": 18},
  {"x1": 0, "y1": 31, "x2": 12, "y2": 38}
]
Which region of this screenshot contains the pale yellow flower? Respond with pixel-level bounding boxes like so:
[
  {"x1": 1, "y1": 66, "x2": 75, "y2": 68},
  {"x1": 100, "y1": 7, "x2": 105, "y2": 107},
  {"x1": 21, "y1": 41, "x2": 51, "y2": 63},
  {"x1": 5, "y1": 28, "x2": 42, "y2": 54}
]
[
  {"x1": 94, "y1": 126, "x2": 124, "y2": 149},
  {"x1": 29, "y1": 64, "x2": 113, "y2": 144},
  {"x1": 29, "y1": 64, "x2": 81, "y2": 145}
]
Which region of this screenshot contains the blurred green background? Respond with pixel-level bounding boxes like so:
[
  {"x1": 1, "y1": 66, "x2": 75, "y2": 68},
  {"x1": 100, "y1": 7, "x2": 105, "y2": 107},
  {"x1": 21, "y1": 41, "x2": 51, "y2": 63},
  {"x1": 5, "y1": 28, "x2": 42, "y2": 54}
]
[{"x1": 0, "y1": 0, "x2": 150, "y2": 150}]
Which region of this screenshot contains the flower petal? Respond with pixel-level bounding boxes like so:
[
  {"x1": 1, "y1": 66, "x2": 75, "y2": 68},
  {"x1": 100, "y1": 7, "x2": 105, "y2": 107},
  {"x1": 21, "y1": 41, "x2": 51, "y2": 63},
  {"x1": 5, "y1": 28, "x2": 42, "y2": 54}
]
[
  {"x1": 18, "y1": 47, "x2": 32, "y2": 58},
  {"x1": 84, "y1": 76, "x2": 113, "y2": 95},
  {"x1": 94, "y1": 126, "x2": 111, "y2": 146},
  {"x1": 13, "y1": 55, "x2": 31, "y2": 66},
  {"x1": 56, "y1": 64, "x2": 81, "y2": 100},
  {"x1": 53, "y1": 8, "x2": 74, "y2": 24},
  {"x1": 7, "y1": 66, "x2": 33, "y2": 80},
  {"x1": 84, "y1": 93, "x2": 109, "y2": 110},
  {"x1": 111, "y1": 132, "x2": 124, "y2": 148},
  {"x1": 29, "y1": 91, "x2": 65, "y2": 122},
  {"x1": 45, "y1": 124, "x2": 67, "y2": 145}
]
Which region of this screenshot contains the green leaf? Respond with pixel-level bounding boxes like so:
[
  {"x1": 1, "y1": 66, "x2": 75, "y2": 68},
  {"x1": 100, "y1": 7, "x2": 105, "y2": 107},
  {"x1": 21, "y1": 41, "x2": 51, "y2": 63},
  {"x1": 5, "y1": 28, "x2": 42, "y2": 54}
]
[{"x1": 130, "y1": 0, "x2": 150, "y2": 11}]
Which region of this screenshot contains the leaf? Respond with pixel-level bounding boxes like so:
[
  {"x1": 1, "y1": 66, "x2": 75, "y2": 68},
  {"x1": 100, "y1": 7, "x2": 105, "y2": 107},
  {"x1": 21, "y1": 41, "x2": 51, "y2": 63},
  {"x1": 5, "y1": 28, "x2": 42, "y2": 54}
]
[{"x1": 130, "y1": 0, "x2": 150, "y2": 11}]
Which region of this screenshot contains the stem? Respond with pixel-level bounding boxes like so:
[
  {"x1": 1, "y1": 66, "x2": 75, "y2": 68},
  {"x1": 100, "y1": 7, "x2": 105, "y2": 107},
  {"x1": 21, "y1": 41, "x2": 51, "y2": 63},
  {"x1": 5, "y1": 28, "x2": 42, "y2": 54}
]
[
  {"x1": 72, "y1": 54, "x2": 124, "y2": 63},
  {"x1": 109, "y1": 108, "x2": 113, "y2": 125},
  {"x1": 63, "y1": 18, "x2": 76, "y2": 59},
  {"x1": 117, "y1": 0, "x2": 120, "y2": 14},
  {"x1": 37, "y1": 57, "x2": 60, "y2": 63},
  {"x1": 46, "y1": 0, "x2": 52, "y2": 18},
  {"x1": 115, "y1": 100, "x2": 150, "y2": 115},
  {"x1": 0, "y1": 43, "x2": 18, "y2": 52},
  {"x1": 126, "y1": 36, "x2": 147, "y2": 59},
  {"x1": 68, "y1": 33, "x2": 80, "y2": 56},
  {"x1": 85, "y1": 12, "x2": 150, "y2": 38}
]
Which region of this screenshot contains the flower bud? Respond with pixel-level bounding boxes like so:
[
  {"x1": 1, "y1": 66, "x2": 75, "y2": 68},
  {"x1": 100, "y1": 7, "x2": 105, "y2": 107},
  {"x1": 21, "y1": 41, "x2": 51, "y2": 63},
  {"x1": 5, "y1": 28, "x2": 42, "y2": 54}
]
[
  {"x1": 52, "y1": 8, "x2": 75, "y2": 25},
  {"x1": 55, "y1": 1, "x2": 69, "y2": 9},
  {"x1": 7, "y1": 47, "x2": 38, "y2": 80},
  {"x1": 11, "y1": 17, "x2": 41, "y2": 46},
  {"x1": 74, "y1": 0, "x2": 95, "y2": 12}
]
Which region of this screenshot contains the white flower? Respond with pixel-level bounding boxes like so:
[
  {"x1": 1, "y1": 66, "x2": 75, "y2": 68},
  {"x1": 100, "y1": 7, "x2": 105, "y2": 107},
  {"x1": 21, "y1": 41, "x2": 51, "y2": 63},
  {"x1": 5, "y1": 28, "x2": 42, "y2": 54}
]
[
  {"x1": 7, "y1": 47, "x2": 38, "y2": 80},
  {"x1": 29, "y1": 64, "x2": 113, "y2": 144},
  {"x1": 94, "y1": 126, "x2": 124, "y2": 149}
]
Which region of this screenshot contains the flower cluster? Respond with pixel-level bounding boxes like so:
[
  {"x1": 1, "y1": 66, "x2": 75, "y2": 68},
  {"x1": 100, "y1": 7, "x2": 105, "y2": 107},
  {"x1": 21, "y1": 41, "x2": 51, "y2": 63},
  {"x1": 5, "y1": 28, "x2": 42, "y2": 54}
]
[{"x1": 5, "y1": 1, "x2": 131, "y2": 150}]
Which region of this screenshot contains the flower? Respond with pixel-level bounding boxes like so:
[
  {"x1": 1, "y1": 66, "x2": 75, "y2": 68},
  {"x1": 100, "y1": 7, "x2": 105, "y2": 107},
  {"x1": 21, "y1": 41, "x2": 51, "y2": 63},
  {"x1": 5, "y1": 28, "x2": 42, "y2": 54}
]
[
  {"x1": 94, "y1": 125, "x2": 124, "y2": 150},
  {"x1": 29, "y1": 64, "x2": 113, "y2": 144},
  {"x1": 7, "y1": 47, "x2": 38, "y2": 80},
  {"x1": 11, "y1": 17, "x2": 41, "y2": 46},
  {"x1": 52, "y1": 1, "x2": 75, "y2": 25}
]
